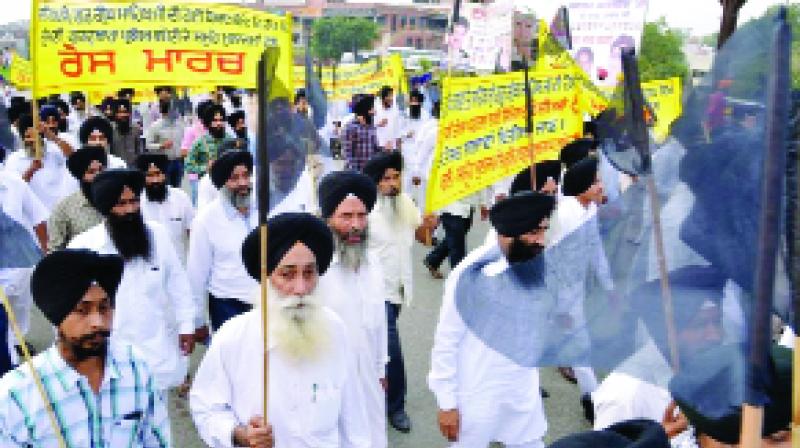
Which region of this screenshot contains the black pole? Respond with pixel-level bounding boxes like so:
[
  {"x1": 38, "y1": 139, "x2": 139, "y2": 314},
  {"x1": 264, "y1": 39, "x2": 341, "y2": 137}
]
[
  {"x1": 748, "y1": 6, "x2": 791, "y2": 406},
  {"x1": 257, "y1": 51, "x2": 270, "y2": 225}
]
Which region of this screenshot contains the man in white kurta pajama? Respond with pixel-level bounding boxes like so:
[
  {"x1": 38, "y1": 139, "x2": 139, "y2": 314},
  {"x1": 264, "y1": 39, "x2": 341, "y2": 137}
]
[
  {"x1": 190, "y1": 213, "x2": 370, "y2": 448},
  {"x1": 317, "y1": 171, "x2": 389, "y2": 448},
  {"x1": 69, "y1": 169, "x2": 198, "y2": 390},
  {"x1": 429, "y1": 192, "x2": 556, "y2": 448}
]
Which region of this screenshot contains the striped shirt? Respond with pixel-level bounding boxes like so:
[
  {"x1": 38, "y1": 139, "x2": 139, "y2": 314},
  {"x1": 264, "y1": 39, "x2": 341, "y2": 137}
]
[{"x1": 0, "y1": 345, "x2": 171, "y2": 447}]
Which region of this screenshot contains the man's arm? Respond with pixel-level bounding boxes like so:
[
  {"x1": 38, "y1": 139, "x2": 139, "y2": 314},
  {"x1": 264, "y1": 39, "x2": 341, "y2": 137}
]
[
  {"x1": 186, "y1": 214, "x2": 212, "y2": 329},
  {"x1": 33, "y1": 223, "x2": 47, "y2": 254},
  {"x1": 428, "y1": 271, "x2": 468, "y2": 412},
  {"x1": 157, "y1": 227, "x2": 198, "y2": 353}
]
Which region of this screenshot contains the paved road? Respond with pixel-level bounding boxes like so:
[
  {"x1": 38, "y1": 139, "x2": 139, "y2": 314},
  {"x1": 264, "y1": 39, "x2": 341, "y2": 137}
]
[{"x1": 22, "y1": 219, "x2": 590, "y2": 447}]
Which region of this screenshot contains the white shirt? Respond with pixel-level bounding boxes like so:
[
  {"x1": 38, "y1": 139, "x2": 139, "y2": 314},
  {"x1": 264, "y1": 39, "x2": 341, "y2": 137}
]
[
  {"x1": 68, "y1": 221, "x2": 197, "y2": 389},
  {"x1": 319, "y1": 253, "x2": 389, "y2": 448},
  {"x1": 187, "y1": 196, "x2": 258, "y2": 311},
  {"x1": 374, "y1": 101, "x2": 401, "y2": 149},
  {"x1": 367, "y1": 193, "x2": 421, "y2": 306},
  {"x1": 189, "y1": 308, "x2": 371, "y2": 448},
  {"x1": 3, "y1": 144, "x2": 78, "y2": 213},
  {"x1": 0, "y1": 171, "x2": 48, "y2": 292},
  {"x1": 141, "y1": 186, "x2": 194, "y2": 262},
  {"x1": 428, "y1": 242, "x2": 547, "y2": 444}
]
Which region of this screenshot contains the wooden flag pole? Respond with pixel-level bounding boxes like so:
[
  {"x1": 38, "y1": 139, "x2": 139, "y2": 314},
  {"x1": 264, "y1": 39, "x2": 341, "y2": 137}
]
[
  {"x1": 256, "y1": 51, "x2": 271, "y2": 424},
  {"x1": 31, "y1": 0, "x2": 42, "y2": 160},
  {"x1": 523, "y1": 56, "x2": 535, "y2": 190},
  {"x1": 0, "y1": 288, "x2": 66, "y2": 448}
]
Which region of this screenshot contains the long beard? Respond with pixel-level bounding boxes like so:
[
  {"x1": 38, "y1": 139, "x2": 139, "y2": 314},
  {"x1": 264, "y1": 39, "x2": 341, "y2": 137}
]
[
  {"x1": 506, "y1": 239, "x2": 544, "y2": 264},
  {"x1": 335, "y1": 229, "x2": 368, "y2": 271},
  {"x1": 209, "y1": 126, "x2": 225, "y2": 139},
  {"x1": 265, "y1": 282, "x2": 329, "y2": 363},
  {"x1": 145, "y1": 183, "x2": 168, "y2": 203},
  {"x1": 222, "y1": 185, "x2": 252, "y2": 210},
  {"x1": 107, "y1": 211, "x2": 151, "y2": 261}
]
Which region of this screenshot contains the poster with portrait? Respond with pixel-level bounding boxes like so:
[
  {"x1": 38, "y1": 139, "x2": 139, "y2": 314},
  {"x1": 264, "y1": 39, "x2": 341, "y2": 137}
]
[
  {"x1": 567, "y1": 0, "x2": 649, "y2": 87},
  {"x1": 446, "y1": 3, "x2": 515, "y2": 73}
]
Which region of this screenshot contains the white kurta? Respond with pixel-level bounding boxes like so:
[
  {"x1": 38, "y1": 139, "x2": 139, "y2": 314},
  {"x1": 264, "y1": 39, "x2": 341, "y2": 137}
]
[
  {"x1": 140, "y1": 186, "x2": 194, "y2": 263},
  {"x1": 189, "y1": 308, "x2": 371, "y2": 448},
  {"x1": 367, "y1": 193, "x2": 421, "y2": 306},
  {"x1": 68, "y1": 221, "x2": 197, "y2": 389},
  {"x1": 374, "y1": 102, "x2": 401, "y2": 149},
  {"x1": 319, "y1": 254, "x2": 389, "y2": 448},
  {"x1": 428, "y1": 242, "x2": 547, "y2": 447},
  {"x1": 3, "y1": 144, "x2": 77, "y2": 213}
]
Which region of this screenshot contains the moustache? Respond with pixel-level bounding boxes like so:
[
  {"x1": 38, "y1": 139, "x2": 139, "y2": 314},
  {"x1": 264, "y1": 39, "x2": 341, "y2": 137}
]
[{"x1": 78, "y1": 330, "x2": 111, "y2": 344}]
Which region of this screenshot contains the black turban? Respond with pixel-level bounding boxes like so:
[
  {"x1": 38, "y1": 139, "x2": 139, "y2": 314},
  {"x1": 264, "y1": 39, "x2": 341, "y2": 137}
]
[
  {"x1": 669, "y1": 344, "x2": 791, "y2": 445},
  {"x1": 362, "y1": 151, "x2": 403, "y2": 183},
  {"x1": 79, "y1": 116, "x2": 114, "y2": 146},
  {"x1": 562, "y1": 157, "x2": 599, "y2": 196},
  {"x1": 490, "y1": 192, "x2": 555, "y2": 237},
  {"x1": 201, "y1": 104, "x2": 226, "y2": 128},
  {"x1": 242, "y1": 213, "x2": 335, "y2": 278},
  {"x1": 135, "y1": 153, "x2": 169, "y2": 175},
  {"x1": 559, "y1": 138, "x2": 596, "y2": 169},
  {"x1": 318, "y1": 171, "x2": 377, "y2": 219},
  {"x1": 112, "y1": 98, "x2": 131, "y2": 114},
  {"x1": 354, "y1": 94, "x2": 375, "y2": 118},
  {"x1": 91, "y1": 169, "x2": 145, "y2": 215},
  {"x1": 39, "y1": 105, "x2": 59, "y2": 122},
  {"x1": 509, "y1": 160, "x2": 562, "y2": 195},
  {"x1": 227, "y1": 110, "x2": 245, "y2": 129},
  {"x1": 67, "y1": 146, "x2": 108, "y2": 180},
  {"x1": 211, "y1": 150, "x2": 253, "y2": 189},
  {"x1": 549, "y1": 419, "x2": 670, "y2": 448},
  {"x1": 31, "y1": 249, "x2": 124, "y2": 326}
]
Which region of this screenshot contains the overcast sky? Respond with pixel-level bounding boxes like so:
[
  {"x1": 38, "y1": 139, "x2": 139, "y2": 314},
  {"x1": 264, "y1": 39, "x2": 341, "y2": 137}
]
[{"x1": 2, "y1": 0, "x2": 794, "y2": 36}]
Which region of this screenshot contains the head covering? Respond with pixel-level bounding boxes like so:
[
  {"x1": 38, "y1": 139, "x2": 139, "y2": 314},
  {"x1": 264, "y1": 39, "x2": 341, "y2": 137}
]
[
  {"x1": 560, "y1": 138, "x2": 596, "y2": 169},
  {"x1": 16, "y1": 114, "x2": 33, "y2": 137},
  {"x1": 509, "y1": 160, "x2": 563, "y2": 195},
  {"x1": 562, "y1": 157, "x2": 599, "y2": 196},
  {"x1": 317, "y1": 171, "x2": 377, "y2": 219},
  {"x1": 362, "y1": 151, "x2": 403, "y2": 183},
  {"x1": 67, "y1": 146, "x2": 108, "y2": 180},
  {"x1": 549, "y1": 419, "x2": 670, "y2": 448},
  {"x1": 490, "y1": 192, "x2": 556, "y2": 237},
  {"x1": 669, "y1": 344, "x2": 791, "y2": 444},
  {"x1": 91, "y1": 169, "x2": 145, "y2": 215},
  {"x1": 201, "y1": 103, "x2": 226, "y2": 128},
  {"x1": 69, "y1": 91, "x2": 85, "y2": 105},
  {"x1": 100, "y1": 96, "x2": 115, "y2": 112},
  {"x1": 31, "y1": 249, "x2": 124, "y2": 326},
  {"x1": 50, "y1": 98, "x2": 70, "y2": 115},
  {"x1": 112, "y1": 98, "x2": 131, "y2": 114},
  {"x1": 79, "y1": 116, "x2": 114, "y2": 146},
  {"x1": 227, "y1": 110, "x2": 245, "y2": 129},
  {"x1": 242, "y1": 213, "x2": 334, "y2": 279},
  {"x1": 153, "y1": 85, "x2": 174, "y2": 94},
  {"x1": 354, "y1": 94, "x2": 375, "y2": 118},
  {"x1": 39, "y1": 104, "x2": 59, "y2": 122},
  {"x1": 210, "y1": 150, "x2": 253, "y2": 189},
  {"x1": 379, "y1": 85, "x2": 393, "y2": 100},
  {"x1": 135, "y1": 153, "x2": 169, "y2": 175}
]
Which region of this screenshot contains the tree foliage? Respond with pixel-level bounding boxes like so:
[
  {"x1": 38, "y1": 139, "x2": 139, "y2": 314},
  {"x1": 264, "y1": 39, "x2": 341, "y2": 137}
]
[
  {"x1": 638, "y1": 19, "x2": 689, "y2": 83},
  {"x1": 310, "y1": 17, "x2": 380, "y2": 64}
]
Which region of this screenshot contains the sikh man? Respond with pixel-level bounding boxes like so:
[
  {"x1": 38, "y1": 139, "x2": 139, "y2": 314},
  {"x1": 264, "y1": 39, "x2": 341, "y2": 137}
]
[
  {"x1": 190, "y1": 213, "x2": 370, "y2": 448},
  {"x1": 47, "y1": 146, "x2": 106, "y2": 252},
  {"x1": 317, "y1": 170, "x2": 389, "y2": 448},
  {"x1": 374, "y1": 86, "x2": 400, "y2": 151},
  {"x1": 68, "y1": 169, "x2": 199, "y2": 390},
  {"x1": 135, "y1": 154, "x2": 194, "y2": 262},
  {"x1": 548, "y1": 156, "x2": 614, "y2": 421},
  {"x1": 428, "y1": 192, "x2": 554, "y2": 448},
  {"x1": 0, "y1": 249, "x2": 171, "y2": 447},
  {"x1": 342, "y1": 95, "x2": 380, "y2": 171},
  {"x1": 110, "y1": 98, "x2": 142, "y2": 166},
  {"x1": 144, "y1": 92, "x2": 185, "y2": 187},
  {"x1": 3, "y1": 112, "x2": 77, "y2": 211},
  {"x1": 185, "y1": 103, "x2": 229, "y2": 182},
  {"x1": 362, "y1": 151, "x2": 435, "y2": 433},
  {"x1": 188, "y1": 150, "x2": 257, "y2": 331},
  {"x1": 399, "y1": 90, "x2": 431, "y2": 201},
  {"x1": 67, "y1": 91, "x2": 89, "y2": 133},
  {"x1": 79, "y1": 115, "x2": 128, "y2": 168}
]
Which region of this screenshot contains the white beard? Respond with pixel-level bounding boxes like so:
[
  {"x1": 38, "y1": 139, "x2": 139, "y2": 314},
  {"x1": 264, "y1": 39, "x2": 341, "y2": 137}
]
[
  {"x1": 335, "y1": 232, "x2": 368, "y2": 271},
  {"x1": 265, "y1": 281, "x2": 329, "y2": 363}
]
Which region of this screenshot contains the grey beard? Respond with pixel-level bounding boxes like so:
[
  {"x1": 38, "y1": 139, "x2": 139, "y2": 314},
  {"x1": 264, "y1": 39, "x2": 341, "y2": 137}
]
[
  {"x1": 335, "y1": 233, "x2": 368, "y2": 271},
  {"x1": 222, "y1": 186, "x2": 252, "y2": 210}
]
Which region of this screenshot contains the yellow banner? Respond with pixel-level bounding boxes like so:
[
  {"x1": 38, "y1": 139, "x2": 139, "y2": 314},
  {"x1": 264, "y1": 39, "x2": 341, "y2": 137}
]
[
  {"x1": 8, "y1": 53, "x2": 32, "y2": 89},
  {"x1": 294, "y1": 54, "x2": 406, "y2": 102},
  {"x1": 34, "y1": 3, "x2": 293, "y2": 96},
  {"x1": 642, "y1": 77, "x2": 682, "y2": 143},
  {"x1": 425, "y1": 69, "x2": 584, "y2": 213}
]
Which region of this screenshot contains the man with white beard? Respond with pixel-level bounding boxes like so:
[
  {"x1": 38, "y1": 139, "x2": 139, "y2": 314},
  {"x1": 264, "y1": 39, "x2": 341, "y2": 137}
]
[
  {"x1": 317, "y1": 171, "x2": 389, "y2": 448},
  {"x1": 362, "y1": 151, "x2": 436, "y2": 433},
  {"x1": 189, "y1": 213, "x2": 370, "y2": 448}
]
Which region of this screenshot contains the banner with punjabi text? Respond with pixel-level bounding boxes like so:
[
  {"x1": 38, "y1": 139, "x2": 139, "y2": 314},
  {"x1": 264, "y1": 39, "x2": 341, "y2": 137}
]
[
  {"x1": 642, "y1": 77, "x2": 682, "y2": 143},
  {"x1": 34, "y1": 2, "x2": 293, "y2": 96},
  {"x1": 7, "y1": 52, "x2": 31, "y2": 89},
  {"x1": 293, "y1": 54, "x2": 406, "y2": 102},
  {"x1": 425, "y1": 69, "x2": 584, "y2": 213}
]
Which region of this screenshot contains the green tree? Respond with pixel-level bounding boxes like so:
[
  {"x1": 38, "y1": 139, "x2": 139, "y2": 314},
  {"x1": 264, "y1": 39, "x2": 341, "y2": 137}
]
[
  {"x1": 638, "y1": 19, "x2": 689, "y2": 83},
  {"x1": 310, "y1": 17, "x2": 380, "y2": 64}
]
